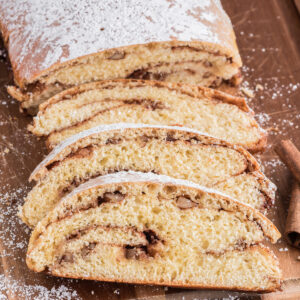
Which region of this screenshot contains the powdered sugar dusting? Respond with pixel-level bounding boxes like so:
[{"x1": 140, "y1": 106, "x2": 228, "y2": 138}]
[
  {"x1": 0, "y1": 186, "x2": 81, "y2": 299},
  {"x1": 0, "y1": 275, "x2": 80, "y2": 300},
  {"x1": 0, "y1": 0, "x2": 236, "y2": 82}
]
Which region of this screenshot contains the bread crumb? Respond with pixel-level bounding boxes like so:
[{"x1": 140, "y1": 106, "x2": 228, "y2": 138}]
[
  {"x1": 4, "y1": 147, "x2": 9, "y2": 153},
  {"x1": 241, "y1": 87, "x2": 254, "y2": 98},
  {"x1": 267, "y1": 127, "x2": 279, "y2": 133},
  {"x1": 113, "y1": 289, "x2": 120, "y2": 295},
  {"x1": 255, "y1": 84, "x2": 264, "y2": 91}
]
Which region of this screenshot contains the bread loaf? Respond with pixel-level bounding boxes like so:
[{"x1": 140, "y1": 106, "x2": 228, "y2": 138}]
[{"x1": 0, "y1": 0, "x2": 242, "y2": 112}]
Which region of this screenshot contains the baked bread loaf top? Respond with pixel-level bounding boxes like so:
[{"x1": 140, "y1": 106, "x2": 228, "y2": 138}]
[
  {"x1": 29, "y1": 79, "x2": 266, "y2": 152},
  {"x1": 26, "y1": 171, "x2": 281, "y2": 291},
  {"x1": 0, "y1": 0, "x2": 242, "y2": 111},
  {"x1": 21, "y1": 124, "x2": 276, "y2": 228}
]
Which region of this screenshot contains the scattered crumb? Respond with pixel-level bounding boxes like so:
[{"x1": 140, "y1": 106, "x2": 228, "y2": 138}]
[
  {"x1": 241, "y1": 87, "x2": 255, "y2": 98},
  {"x1": 255, "y1": 84, "x2": 264, "y2": 91},
  {"x1": 113, "y1": 288, "x2": 120, "y2": 295},
  {"x1": 4, "y1": 147, "x2": 10, "y2": 154},
  {"x1": 266, "y1": 127, "x2": 279, "y2": 133}
]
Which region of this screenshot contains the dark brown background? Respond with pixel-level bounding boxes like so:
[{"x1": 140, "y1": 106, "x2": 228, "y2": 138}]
[{"x1": 0, "y1": 0, "x2": 300, "y2": 299}]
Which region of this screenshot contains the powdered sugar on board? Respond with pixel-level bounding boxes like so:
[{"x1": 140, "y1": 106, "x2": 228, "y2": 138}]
[
  {"x1": 0, "y1": 185, "x2": 81, "y2": 300},
  {"x1": 239, "y1": 65, "x2": 300, "y2": 139},
  {"x1": 0, "y1": 274, "x2": 80, "y2": 300},
  {"x1": 0, "y1": 0, "x2": 236, "y2": 82}
]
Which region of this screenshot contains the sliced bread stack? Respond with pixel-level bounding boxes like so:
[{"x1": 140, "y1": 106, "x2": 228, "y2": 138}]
[
  {"x1": 21, "y1": 73, "x2": 281, "y2": 293},
  {"x1": 0, "y1": 0, "x2": 282, "y2": 293},
  {"x1": 23, "y1": 124, "x2": 282, "y2": 291}
]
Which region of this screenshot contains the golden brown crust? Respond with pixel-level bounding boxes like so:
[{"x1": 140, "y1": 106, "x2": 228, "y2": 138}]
[
  {"x1": 48, "y1": 270, "x2": 280, "y2": 292},
  {"x1": 250, "y1": 133, "x2": 268, "y2": 153},
  {"x1": 6, "y1": 85, "x2": 27, "y2": 102}
]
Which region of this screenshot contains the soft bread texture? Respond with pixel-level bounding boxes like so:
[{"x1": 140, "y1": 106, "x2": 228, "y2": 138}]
[
  {"x1": 29, "y1": 80, "x2": 265, "y2": 152},
  {"x1": 26, "y1": 172, "x2": 281, "y2": 291},
  {"x1": 21, "y1": 124, "x2": 276, "y2": 228},
  {"x1": 0, "y1": 0, "x2": 242, "y2": 110}
]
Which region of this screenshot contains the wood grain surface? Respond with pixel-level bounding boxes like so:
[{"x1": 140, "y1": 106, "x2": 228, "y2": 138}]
[{"x1": 0, "y1": 0, "x2": 300, "y2": 299}]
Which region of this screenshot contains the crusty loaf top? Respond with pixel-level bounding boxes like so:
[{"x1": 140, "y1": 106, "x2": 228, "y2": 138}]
[{"x1": 0, "y1": 0, "x2": 241, "y2": 86}]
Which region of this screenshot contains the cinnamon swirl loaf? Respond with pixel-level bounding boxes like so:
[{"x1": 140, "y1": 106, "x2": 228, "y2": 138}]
[
  {"x1": 29, "y1": 80, "x2": 265, "y2": 152},
  {"x1": 0, "y1": 0, "x2": 242, "y2": 112},
  {"x1": 21, "y1": 124, "x2": 276, "y2": 228},
  {"x1": 26, "y1": 171, "x2": 281, "y2": 291}
]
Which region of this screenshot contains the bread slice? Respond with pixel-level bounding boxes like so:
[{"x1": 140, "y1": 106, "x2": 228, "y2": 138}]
[
  {"x1": 28, "y1": 80, "x2": 266, "y2": 152},
  {"x1": 0, "y1": 0, "x2": 241, "y2": 112},
  {"x1": 26, "y1": 171, "x2": 281, "y2": 291},
  {"x1": 21, "y1": 124, "x2": 276, "y2": 228}
]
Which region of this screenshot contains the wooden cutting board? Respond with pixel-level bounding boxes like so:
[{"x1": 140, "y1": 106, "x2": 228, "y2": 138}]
[{"x1": 0, "y1": 0, "x2": 300, "y2": 299}]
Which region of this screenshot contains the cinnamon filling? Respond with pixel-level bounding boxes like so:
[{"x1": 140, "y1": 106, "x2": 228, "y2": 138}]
[
  {"x1": 127, "y1": 63, "x2": 219, "y2": 84},
  {"x1": 80, "y1": 242, "x2": 97, "y2": 257},
  {"x1": 126, "y1": 56, "x2": 234, "y2": 86},
  {"x1": 21, "y1": 46, "x2": 236, "y2": 98},
  {"x1": 58, "y1": 226, "x2": 163, "y2": 264},
  {"x1": 57, "y1": 222, "x2": 258, "y2": 266}
]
